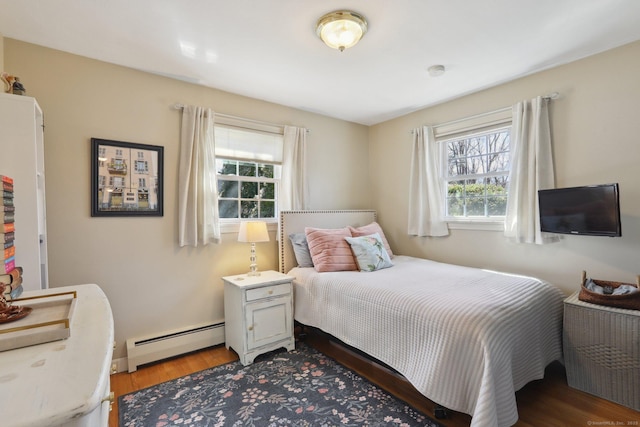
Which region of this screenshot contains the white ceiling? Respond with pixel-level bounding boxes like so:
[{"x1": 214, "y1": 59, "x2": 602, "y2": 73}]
[{"x1": 1, "y1": 0, "x2": 640, "y2": 125}]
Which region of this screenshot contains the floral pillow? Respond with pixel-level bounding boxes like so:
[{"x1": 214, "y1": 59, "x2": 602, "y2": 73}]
[{"x1": 344, "y1": 233, "x2": 393, "y2": 272}]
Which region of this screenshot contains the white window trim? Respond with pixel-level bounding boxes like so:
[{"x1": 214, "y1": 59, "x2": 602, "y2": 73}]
[
  {"x1": 220, "y1": 220, "x2": 278, "y2": 234},
  {"x1": 446, "y1": 218, "x2": 505, "y2": 231}
]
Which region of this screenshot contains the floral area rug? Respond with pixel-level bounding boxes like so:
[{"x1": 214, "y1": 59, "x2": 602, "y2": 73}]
[{"x1": 119, "y1": 342, "x2": 443, "y2": 426}]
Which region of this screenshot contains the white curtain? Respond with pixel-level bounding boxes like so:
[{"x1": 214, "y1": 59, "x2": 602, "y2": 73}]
[
  {"x1": 504, "y1": 96, "x2": 558, "y2": 244},
  {"x1": 280, "y1": 125, "x2": 308, "y2": 211},
  {"x1": 407, "y1": 126, "x2": 449, "y2": 237},
  {"x1": 178, "y1": 105, "x2": 221, "y2": 246}
]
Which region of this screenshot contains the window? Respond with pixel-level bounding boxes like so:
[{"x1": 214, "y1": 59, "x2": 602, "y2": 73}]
[
  {"x1": 134, "y1": 160, "x2": 148, "y2": 173},
  {"x1": 435, "y1": 108, "x2": 512, "y2": 225},
  {"x1": 217, "y1": 159, "x2": 279, "y2": 220},
  {"x1": 443, "y1": 128, "x2": 510, "y2": 219},
  {"x1": 214, "y1": 119, "x2": 284, "y2": 223},
  {"x1": 110, "y1": 176, "x2": 125, "y2": 188}
]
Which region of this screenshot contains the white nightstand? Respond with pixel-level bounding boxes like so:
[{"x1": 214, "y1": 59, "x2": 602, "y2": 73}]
[{"x1": 223, "y1": 270, "x2": 295, "y2": 365}]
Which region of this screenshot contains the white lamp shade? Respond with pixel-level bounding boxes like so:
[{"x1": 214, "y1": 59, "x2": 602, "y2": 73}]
[{"x1": 237, "y1": 221, "x2": 270, "y2": 243}]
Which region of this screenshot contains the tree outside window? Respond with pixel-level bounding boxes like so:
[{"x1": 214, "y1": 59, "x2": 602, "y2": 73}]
[
  {"x1": 217, "y1": 159, "x2": 278, "y2": 220},
  {"x1": 444, "y1": 128, "x2": 510, "y2": 219}
]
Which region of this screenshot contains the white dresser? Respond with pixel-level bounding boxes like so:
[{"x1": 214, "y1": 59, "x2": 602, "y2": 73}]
[
  {"x1": 223, "y1": 270, "x2": 295, "y2": 365},
  {"x1": 0, "y1": 284, "x2": 114, "y2": 426}
]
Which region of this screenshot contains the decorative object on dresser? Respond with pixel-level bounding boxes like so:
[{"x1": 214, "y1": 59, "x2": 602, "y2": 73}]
[
  {"x1": 0, "y1": 290, "x2": 77, "y2": 350},
  {"x1": 0, "y1": 283, "x2": 31, "y2": 324},
  {"x1": 90, "y1": 138, "x2": 164, "y2": 217},
  {"x1": 563, "y1": 291, "x2": 640, "y2": 411},
  {"x1": 223, "y1": 270, "x2": 294, "y2": 365},
  {"x1": 237, "y1": 220, "x2": 270, "y2": 276},
  {"x1": 1, "y1": 271, "x2": 23, "y2": 300}
]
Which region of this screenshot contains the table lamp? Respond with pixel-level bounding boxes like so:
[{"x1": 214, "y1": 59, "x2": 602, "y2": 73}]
[{"x1": 237, "y1": 221, "x2": 270, "y2": 276}]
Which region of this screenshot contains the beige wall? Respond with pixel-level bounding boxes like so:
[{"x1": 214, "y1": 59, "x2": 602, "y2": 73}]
[
  {"x1": 370, "y1": 40, "x2": 640, "y2": 294},
  {"x1": 4, "y1": 39, "x2": 370, "y2": 359},
  {"x1": 5, "y1": 36, "x2": 640, "y2": 360}
]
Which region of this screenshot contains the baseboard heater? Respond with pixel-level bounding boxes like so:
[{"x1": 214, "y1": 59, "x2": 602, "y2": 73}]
[{"x1": 126, "y1": 321, "x2": 225, "y2": 372}]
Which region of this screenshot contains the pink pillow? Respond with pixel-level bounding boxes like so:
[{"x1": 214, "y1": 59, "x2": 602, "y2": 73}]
[
  {"x1": 305, "y1": 227, "x2": 357, "y2": 272},
  {"x1": 348, "y1": 222, "x2": 394, "y2": 257}
]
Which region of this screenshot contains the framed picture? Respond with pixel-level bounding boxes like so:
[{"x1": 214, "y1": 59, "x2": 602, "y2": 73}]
[{"x1": 90, "y1": 138, "x2": 164, "y2": 217}]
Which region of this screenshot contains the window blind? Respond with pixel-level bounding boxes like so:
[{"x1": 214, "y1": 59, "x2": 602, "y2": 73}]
[
  {"x1": 214, "y1": 124, "x2": 284, "y2": 164},
  {"x1": 434, "y1": 107, "x2": 512, "y2": 140}
]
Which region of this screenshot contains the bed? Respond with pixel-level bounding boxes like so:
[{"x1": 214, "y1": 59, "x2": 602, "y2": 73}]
[{"x1": 279, "y1": 210, "x2": 565, "y2": 427}]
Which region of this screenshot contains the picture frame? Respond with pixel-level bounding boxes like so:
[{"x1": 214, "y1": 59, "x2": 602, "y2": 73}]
[{"x1": 90, "y1": 138, "x2": 164, "y2": 217}]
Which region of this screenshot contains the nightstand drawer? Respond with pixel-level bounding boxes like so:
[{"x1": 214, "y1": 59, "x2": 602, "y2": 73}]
[{"x1": 246, "y1": 283, "x2": 290, "y2": 302}]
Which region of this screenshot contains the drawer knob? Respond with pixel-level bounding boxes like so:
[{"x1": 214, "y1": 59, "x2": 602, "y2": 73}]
[
  {"x1": 102, "y1": 391, "x2": 115, "y2": 411},
  {"x1": 248, "y1": 325, "x2": 253, "y2": 331},
  {"x1": 268, "y1": 290, "x2": 274, "y2": 295}
]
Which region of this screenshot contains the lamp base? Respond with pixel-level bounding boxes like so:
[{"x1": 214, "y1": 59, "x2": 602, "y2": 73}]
[
  {"x1": 247, "y1": 243, "x2": 260, "y2": 276},
  {"x1": 247, "y1": 262, "x2": 260, "y2": 276}
]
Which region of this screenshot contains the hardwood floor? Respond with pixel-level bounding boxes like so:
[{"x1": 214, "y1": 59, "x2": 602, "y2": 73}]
[{"x1": 109, "y1": 341, "x2": 639, "y2": 427}]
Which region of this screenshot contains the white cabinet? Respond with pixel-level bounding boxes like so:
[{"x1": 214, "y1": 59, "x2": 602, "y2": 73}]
[
  {"x1": 223, "y1": 270, "x2": 295, "y2": 365},
  {"x1": 0, "y1": 284, "x2": 115, "y2": 426},
  {"x1": 0, "y1": 93, "x2": 48, "y2": 290}
]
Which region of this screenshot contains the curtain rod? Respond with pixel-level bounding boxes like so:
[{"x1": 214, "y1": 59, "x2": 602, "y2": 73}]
[
  {"x1": 172, "y1": 103, "x2": 309, "y2": 133},
  {"x1": 409, "y1": 91, "x2": 560, "y2": 134}
]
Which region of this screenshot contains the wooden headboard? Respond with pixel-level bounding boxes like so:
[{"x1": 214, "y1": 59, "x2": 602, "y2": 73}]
[{"x1": 279, "y1": 210, "x2": 377, "y2": 273}]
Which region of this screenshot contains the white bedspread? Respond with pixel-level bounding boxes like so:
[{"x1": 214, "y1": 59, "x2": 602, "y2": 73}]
[{"x1": 290, "y1": 256, "x2": 565, "y2": 427}]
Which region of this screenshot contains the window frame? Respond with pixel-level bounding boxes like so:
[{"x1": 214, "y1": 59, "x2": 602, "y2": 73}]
[
  {"x1": 435, "y1": 109, "x2": 513, "y2": 231},
  {"x1": 216, "y1": 159, "x2": 280, "y2": 226},
  {"x1": 212, "y1": 117, "x2": 284, "y2": 234}
]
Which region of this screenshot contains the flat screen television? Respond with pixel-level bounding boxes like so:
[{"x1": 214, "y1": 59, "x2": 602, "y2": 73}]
[{"x1": 538, "y1": 183, "x2": 621, "y2": 237}]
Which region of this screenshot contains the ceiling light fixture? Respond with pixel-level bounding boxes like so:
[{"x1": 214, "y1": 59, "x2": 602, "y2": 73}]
[{"x1": 316, "y1": 10, "x2": 368, "y2": 52}]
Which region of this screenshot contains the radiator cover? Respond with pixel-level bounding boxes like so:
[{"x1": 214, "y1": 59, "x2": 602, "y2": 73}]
[{"x1": 126, "y1": 322, "x2": 225, "y2": 372}]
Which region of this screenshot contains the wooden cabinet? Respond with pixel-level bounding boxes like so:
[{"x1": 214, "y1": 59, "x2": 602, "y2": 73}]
[
  {"x1": 0, "y1": 93, "x2": 48, "y2": 291},
  {"x1": 223, "y1": 270, "x2": 294, "y2": 365},
  {"x1": 0, "y1": 284, "x2": 115, "y2": 426}
]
